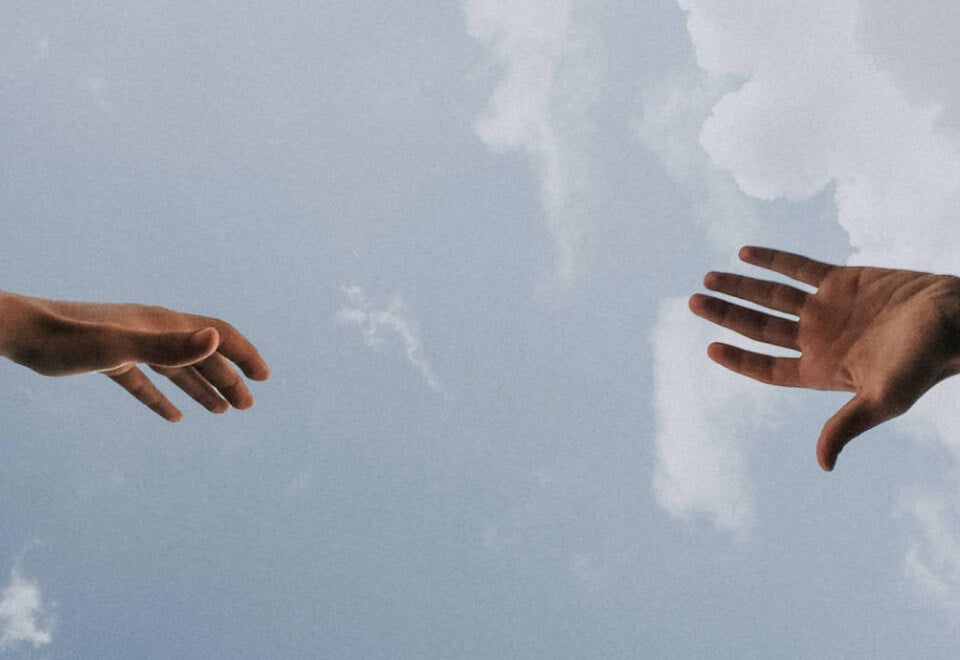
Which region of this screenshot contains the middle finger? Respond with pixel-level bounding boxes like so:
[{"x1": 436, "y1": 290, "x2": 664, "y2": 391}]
[{"x1": 704, "y1": 271, "x2": 809, "y2": 315}]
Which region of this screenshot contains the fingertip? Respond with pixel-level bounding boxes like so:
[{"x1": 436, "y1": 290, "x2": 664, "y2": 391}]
[
  {"x1": 191, "y1": 327, "x2": 219, "y2": 355},
  {"x1": 817, "y1": 424, "x2": 848, "y2": 472},
  {"x1": 816, "y1": 433, "x2": 834, "y2": 472},
  {"x1": 706, "y1": 342, "x2": 730, "y2": 362},
  {"x1": 817, "y1": 451, "x2": 835, "y2": 472},
  {"x1": 739, "y1": 246, "x2": 756, "y2": 262},
  {"x1": 241, "y1": 361, "x2": 271, "y2": 381},
  {"x1": 153, "y1": 399, "x2": 184, "y2": 423},
  {"x1": 688, "y1": 293, "x2": 708, "y2": 314},
  {"x1": 703, "y1": 271, "x2": 720, "y2": 289}
]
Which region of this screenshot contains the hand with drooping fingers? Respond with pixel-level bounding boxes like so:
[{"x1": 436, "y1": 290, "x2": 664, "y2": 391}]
[
  {"x1": 0, "y1": 291, "x2": 270, "y2": 421},
  {"x1": 689, "y1": 247, "x2": 960, "y2": 471}
]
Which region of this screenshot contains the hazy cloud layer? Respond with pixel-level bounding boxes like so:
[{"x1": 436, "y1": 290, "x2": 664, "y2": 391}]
[
  {"x1": 465, "y1": 0, "x2": 600, "y2": 287},
  {"x1": 337, "y1": 285, "x2": 441, "y2": 391},
  {"x1": 668, "y1": 0, "x2": 960, "y2": 612},
  {"x1": 0, "y1": 570, "x2": 52, "y2": 651}
]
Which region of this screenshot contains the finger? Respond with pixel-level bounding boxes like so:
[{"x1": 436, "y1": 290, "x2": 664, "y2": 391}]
[
  {"x1": 739, "y1": 246, "x2": 835, "y2": 287},
  {"x1": 817, "y1": 395, "x2": 885, "y2": 471},
  {"x1": 690, "y1": 294, "x2": 800, "y2": 350},
  {"x1": 192, "y1": 353, "x2": 254, "y2": 410},
  {"x1": 105, "y1": 365, "x2": 183, "y2": 422},
  {"x1": 195, "y1": 319, "x2": 270, "y2": 381},
  {"x1": 706, "y1": 343, "x2": 802, "y2": 387},
  {"x1": 125, "y1": 327, "x2": 219, "y2": 368},
  {"x1": 150, "y1": 365, "x2": 230, "y2": 414},
  {"x1": 703, "y1": 271, "x2": 809, "y2": 316}
]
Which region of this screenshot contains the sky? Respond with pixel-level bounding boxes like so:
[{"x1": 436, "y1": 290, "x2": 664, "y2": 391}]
[{"x1": 2, "y1": 1, "x2": 960, "y2": 657}]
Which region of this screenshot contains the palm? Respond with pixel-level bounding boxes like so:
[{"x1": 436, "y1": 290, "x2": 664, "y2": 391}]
[
  {"x1": 690, "y1": 247, "x2": 960, "y2": 470},
  {"x1": 799, "y1": 268, "x2": 958, "y2": 395}
]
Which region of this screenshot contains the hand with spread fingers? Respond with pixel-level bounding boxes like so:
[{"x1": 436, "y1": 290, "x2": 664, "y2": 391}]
[
  {"x1": 0, "y1": 290, "x2": 270, "y2": 422},
  {"x1": 690, "y1": 246, "x2": 960, "y2": 471}
]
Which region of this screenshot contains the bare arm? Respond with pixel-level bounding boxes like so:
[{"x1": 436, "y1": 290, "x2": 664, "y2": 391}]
[
  {"x1": 690, "y1": 247, "x2": 960, "y2": 471},
  {"x1": 0, "y1": 290, "x2": 270, "y2": 421}
]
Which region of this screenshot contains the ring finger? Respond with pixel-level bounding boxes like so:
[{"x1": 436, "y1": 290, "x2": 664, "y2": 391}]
[
  {"x1": 192, "y1": 353, "x2": 255, "y2": 410},
  {"x1": 151, "y1": 364, "x2": 230, "y2": 413},
  {"x1": 689, "y1": 294, "x2": 800, "y2": 350}
]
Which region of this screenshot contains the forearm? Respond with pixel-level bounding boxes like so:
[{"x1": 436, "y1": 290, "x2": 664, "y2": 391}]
[
  {"x1": 0, "y1": 291, "x2": 49, "y2": 366},
  {"x1": 0, "y1": 291, "x2": 22, "y2": 360}
]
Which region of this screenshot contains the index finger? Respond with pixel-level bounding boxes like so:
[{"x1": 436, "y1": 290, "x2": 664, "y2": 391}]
[
  {"x1": 199, "y1": 318, "x2": 271, "y2": 381},
  {"x1": 739, "y1": 246, "x2": 835, "y2": 286}
]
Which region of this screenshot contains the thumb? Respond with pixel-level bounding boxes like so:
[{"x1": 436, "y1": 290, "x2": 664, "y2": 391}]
[
  {"x1": 817, "y1": 395, "x2": 884, "y2": 472},
  {"x1": 129, "y1": 327, "x2": 219, "y2": 368}
]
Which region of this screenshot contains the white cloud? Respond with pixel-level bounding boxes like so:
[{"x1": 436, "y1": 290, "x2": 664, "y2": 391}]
[
  {"x1": 636, "y1": 68, "x2": 760, "y2": 252},
  {"x1": 336, "y1": 285, "x2": 441, "y2": 391},
  {"x1": 677, "y1": 0, "x2": 960, "y2": 270},
  {"x1": 666, "y1": 0, "x2": 960, "y2": 612},
  {"x1": 638, "y1": 70, "x2": 770, "y2": 535},
  {"x1": 0, "y1": 570, "x2": 52, "y2": 651},
  {"x1": 856, "y1": 1, "x2": 960, "y2": 134},
  {"x1": 650, "y1": 298, "x2": 787, "y2": 534},
  {"x1": 897, "y1": 485, "x2": 960, "y2": 616},
  {"x1": 465, "y1": 0, "x2": 601, "y2": 287}
]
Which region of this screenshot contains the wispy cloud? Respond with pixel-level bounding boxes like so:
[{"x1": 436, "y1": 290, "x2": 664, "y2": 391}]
[
  {"x1": 0, "y1": 570, "x2": 52, "y2": 651},
  {"x1": 465, "y1": 0, "x2": 601, "y2": 288},
  {"x1": 665, "y1": 0, "x2": 960, "y2": 610},
  {"x1": 336, "y1": 285, "x2": 441, "y2": 391},
  {"x1": 897, "y1": 484, "x2": 960, "y2": 617},
  {"x1": 638, "y1": 68, "x2": 769, "y2": 534},
  {"x1": 649, "y1": 298, "x2": 787, "y2": 534}
]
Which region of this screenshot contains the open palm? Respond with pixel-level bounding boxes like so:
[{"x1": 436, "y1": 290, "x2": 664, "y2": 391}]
[{"x1": 690, "y1": 247, "x2": 960, "y2": 470}]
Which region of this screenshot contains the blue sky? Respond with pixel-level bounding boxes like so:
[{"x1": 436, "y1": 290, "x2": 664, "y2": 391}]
[{"x1": 3, "y1": 2, "x2": 960, "y2": 658}]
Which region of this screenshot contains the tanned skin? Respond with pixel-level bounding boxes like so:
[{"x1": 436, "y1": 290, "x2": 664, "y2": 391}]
[
  {"x1": 0, "y1": 291, "x2": 270, "y2": 422},
  {"x1": 690, "y1": 247, "x2": 960, "y2": 471}
]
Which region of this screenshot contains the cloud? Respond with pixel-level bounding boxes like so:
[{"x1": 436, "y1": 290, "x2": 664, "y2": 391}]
[
  {"x1": 650, "y1": 298, "x2": 787, "y2": 534},
  {"x1": 666, "y1": 0, "x2": 960, "y2": 612},
  {"x1": 636, "y1": 67, "x2": 760, "y2": 251},
  {"x1": 0, "y1": 570, "x2": 52, "y2": 651},
  {"x1": 637, "y1": 69, "x2": 771, "y2": 534},
  {"x1": 465, "y1": 0, "x2": 601, "y2": 287},
  {"x1": 336, "y1": 285, "x2": 441, "y2": 391},
  {"x1": 897, "y1": 485, "x2": 960, "y2": 617},
  {"x1": 676, "y1": 0, "x2": 960, "y2": 270}
]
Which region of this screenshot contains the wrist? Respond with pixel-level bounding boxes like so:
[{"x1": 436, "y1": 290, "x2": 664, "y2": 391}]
[{"x1": 940, "y1": 275, "x2": 960, "y2": 378}]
